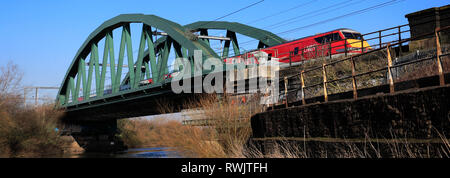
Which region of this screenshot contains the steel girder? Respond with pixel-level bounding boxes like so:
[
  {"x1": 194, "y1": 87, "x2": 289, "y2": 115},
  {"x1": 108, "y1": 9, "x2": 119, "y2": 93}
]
[
  {"x1": 185, "y1": 21, "x2": 286, "y2": 52},
  {"x1": 57, "y1": 14, "x2": 219, "y2": 107},
  {"x1": 121, "y1": 21, "x2": 286, "y2": 85},
  {"x1": 147, "y1": 21, "x2": 286, "y2": 58}
]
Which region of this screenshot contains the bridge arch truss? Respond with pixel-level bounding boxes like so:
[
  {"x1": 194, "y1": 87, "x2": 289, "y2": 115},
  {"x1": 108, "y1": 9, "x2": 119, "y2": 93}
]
[{"x1": 57, "y1": 14, "x2": 286, "y2": 110}]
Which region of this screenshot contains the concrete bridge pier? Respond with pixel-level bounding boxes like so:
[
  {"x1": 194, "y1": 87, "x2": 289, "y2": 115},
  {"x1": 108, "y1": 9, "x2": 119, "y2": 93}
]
[{"x1": 61, "y1": 119, "x2": 127, "y2": 152}]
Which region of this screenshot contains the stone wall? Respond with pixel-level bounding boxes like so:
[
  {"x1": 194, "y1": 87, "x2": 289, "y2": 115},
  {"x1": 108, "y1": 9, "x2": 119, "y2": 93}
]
[
  {"x1": 249, "y1": 84, "x2": 450, "y2": 157},
  {"x1": 406, "y1": 4, "x2": 450, "y2": 50}
]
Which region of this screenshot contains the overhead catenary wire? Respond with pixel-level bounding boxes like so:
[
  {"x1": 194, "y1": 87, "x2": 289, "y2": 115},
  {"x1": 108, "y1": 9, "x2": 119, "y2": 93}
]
[
  {"x1": 262, "y1": 0, "x2": 355, "y2": 30},
  {"x1": 238, "y1": 0, "x2": 361, "y2": 46},
  {"x1": 207, "y1": 0, "x2": 318, "y2": 37},
  {"x1": 238, "y1": 0, "x2": 405, "y2": 47},
  {"x1": 192, "y1": 0, "x2": 265, "y2": 30},
  {"x1": 213, "y1": 0, "x2": 265, "y2": 21},
  {"x1": 245, "y1": 0, "x2": 319, "y2": 25},
  {"x1": 209, "y1": 0, "x2": 332, "y2": 41},
  {"x1": 267, "y1": 0, "x2": 372, "y2": 31},
  {"x1": 276, "y1": 0, "x2": 405, "y2": 36}
]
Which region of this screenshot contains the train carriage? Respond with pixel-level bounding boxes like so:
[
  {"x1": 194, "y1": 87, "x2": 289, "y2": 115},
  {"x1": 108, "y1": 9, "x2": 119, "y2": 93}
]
[{"x1": 225, "y1": 28, "x2": 371, "y2": 67}]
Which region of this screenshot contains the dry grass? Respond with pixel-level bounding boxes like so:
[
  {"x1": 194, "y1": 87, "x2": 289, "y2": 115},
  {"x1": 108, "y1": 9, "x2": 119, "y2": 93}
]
[
  {"x1": 282, "y1": 45, "x2": 450, "y2": 103},
  {"x1": 242, "y1": 140, "x2": 306, "y2": 158},
  {"x1": 0, "y1": 62, "x2": 67, "y2": 157},
  {"x1": 118, "y1": 118, "x2": 225, "y2": 157},
  {"x1": 118, "y1": 94, "x2": 264, "y2": 158},
  {"x1": 0, "y1": 105, "x2": 65, "y2": 157},
  {"x1": 247, "y1": 127, "x2": 450, "y2": 158},
  {"x1": 396, "y1": 46, "x2": 450, "y2": 82},
  {"x1": 286, "y1": 50, "x2": 389, "y2": 99},
  {"x1": 182, "y1": 94, "x2": 264, "y2": 157},
  {"x1": 243, "y1": 139, "x2": 450, "y2": 158}
]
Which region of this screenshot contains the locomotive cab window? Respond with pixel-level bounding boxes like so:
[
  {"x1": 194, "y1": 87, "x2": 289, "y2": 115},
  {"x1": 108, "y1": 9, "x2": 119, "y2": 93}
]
[
  {"x1": 268, "y1": 53, "x2": 272, "y2": 61},
  {"x1": 314, "y1": 36, "x2": 325, "y2": 44},
  {"x1": 323, "y1": 34, "x2": 332, "y2": 43},
  {"x1": 343, "y1": 32, "x2": 363, "y2": 40},
  {"x1": 332, "y1": 33, "x2": 342, "y2": 41},
  {"x1": 317, "y1": 33, "x2": 341, "y2": 44},
  {"x1": 294, "y1": 47, "x2": 299, "y2": 55}
]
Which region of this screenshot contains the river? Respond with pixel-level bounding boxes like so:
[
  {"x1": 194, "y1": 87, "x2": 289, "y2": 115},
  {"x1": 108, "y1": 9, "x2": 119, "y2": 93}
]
[{"x1": 61, "y1": 147, "x2": 181, "y2": 158}]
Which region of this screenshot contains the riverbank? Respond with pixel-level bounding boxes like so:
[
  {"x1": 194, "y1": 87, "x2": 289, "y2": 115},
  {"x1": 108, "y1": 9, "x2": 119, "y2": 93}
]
[
  {"x1": 0, "y1": 103, "x2": 71, "y2": 158},
  {"x1": 116, "y1": 94, "x2": 263, "y2": 158},
  {"x1": 117, "y1": 118, "x2": 226, "y2": 157},
  {"x1": 0, "y1": 62, "x2": 72, "y2": 158}
]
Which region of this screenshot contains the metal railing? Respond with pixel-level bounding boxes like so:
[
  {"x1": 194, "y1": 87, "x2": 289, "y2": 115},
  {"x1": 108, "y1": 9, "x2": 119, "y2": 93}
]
[
  {"x1": 66, "y1": 64, "x2": 177, "y2": 104},
  {"x1": 278, "y1": 26, "x2": 450, "y2": 108},
  {"x1": 272, "y1": 24, "x2": 411, "y2": 66},
  {"x1": 270, "y1": 17, "x2": 450, "y2": 67}
]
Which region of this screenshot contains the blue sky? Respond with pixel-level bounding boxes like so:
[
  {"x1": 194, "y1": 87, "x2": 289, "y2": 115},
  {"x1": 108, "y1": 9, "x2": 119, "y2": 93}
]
[{"x1": 0, "y1": 0, "x2": 448, "y2": 100}]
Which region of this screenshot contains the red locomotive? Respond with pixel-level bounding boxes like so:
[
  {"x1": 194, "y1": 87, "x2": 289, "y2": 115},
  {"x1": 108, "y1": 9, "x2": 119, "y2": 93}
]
[{"x1": 225, "y1": 28, "x2": 371, "y2": 67}]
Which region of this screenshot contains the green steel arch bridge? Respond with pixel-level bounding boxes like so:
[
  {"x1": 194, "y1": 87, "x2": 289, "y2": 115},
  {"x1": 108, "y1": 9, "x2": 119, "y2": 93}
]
[
  {"x1": 58, "y1": 14, "x2": 284, "y2": 120},
  {"x1": 56, "y1": 14, "x2": 285, "y2": 151}
]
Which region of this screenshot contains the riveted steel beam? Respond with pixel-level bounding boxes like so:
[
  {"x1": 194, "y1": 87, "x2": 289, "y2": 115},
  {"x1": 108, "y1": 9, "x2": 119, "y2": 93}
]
[
  {"x1": 185, "y1": 21, "x2": 285, "y2": 47},
  {"x1": 152, "y1": 31, "x2": 230, "y2": 41}
]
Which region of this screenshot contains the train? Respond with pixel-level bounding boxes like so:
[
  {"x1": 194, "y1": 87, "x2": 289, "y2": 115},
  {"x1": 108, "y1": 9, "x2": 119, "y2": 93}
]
[
  {"x1": 137, "y1": 28, "x2": 372, "y2": 86},
  {"x1": 224, "y1": 28, "x2": 371, "y2": 67}
]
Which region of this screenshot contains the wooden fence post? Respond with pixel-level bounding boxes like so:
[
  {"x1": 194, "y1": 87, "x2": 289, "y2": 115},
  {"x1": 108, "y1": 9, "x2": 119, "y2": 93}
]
[
  {"x1": 386, "y1": 43, "x2": 395, "y2": 93},
  {"x1": 289, "y1": 52, "x2": 292, "y2": 67},
  {"x1": 361, "y1": 36, "x2": 364, "y2": 53},
  {"x1": 435, "y1": 27, "x2": 445, "y2": 86},
  {"x1": 398, "y1": 26, "x2": 402, "y2": 57},
  {"x1": 329, "y1": 42, "x2": 332, "y2": 60},
  {"x1": 379, "y1": 31, "x2": 382, "y2": 49},
  {"x1": 300, "y1": 70, "x2": 306, "y2": 105},
  {"x1": 351, "y1": 57, "x2": 358, "y2": 99},
  {"x1": 344, "y1": 40, "x2": 348, "y2": 57},
  {"x1": 322, "y1": 63, "x2": 328, "y2": 102},
  {"x1": 284, "y1": 76, "x2": 288, "y2": 108}
]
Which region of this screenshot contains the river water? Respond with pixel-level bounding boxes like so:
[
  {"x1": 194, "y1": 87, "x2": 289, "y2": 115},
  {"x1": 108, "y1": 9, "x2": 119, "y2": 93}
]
[{"x1": 62, "y1": 147, "x2": 181, "y2": 158}]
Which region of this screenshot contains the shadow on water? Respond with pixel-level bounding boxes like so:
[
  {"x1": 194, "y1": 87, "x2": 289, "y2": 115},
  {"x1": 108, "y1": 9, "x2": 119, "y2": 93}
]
[{"x1": 63, "y1": 147, "x2": 182, "y2": 158}]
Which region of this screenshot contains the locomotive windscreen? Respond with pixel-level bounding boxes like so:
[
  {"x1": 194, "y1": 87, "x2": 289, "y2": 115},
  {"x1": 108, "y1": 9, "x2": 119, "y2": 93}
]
[{"x1": 343, "y1": 32, "x2": 363, "y2": 40}]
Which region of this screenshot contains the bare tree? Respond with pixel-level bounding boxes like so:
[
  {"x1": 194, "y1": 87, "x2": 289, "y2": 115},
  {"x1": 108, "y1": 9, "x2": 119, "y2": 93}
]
[{"x1": 0, "y1": 62, "x2": 23, "y2": 107}]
